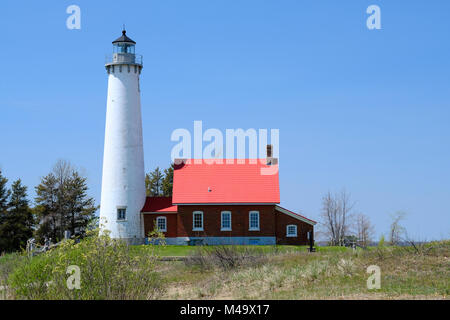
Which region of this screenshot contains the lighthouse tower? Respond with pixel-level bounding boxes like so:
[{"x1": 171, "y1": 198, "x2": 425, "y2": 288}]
[{"x1": 99, "y1": 30, "x2": 145, "y2": 243}]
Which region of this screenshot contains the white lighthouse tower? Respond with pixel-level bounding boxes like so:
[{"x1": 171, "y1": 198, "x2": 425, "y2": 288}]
[{"x1": 99, "y1": 30, "x2": 146, "y2": 244}]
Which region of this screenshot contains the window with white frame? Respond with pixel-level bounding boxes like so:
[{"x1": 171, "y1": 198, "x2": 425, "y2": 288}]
[
  {"x1": 221, "y1": 211, "x2": 232, "y2": 231},
  {"x1": 117, "y1": 207, "x2": 126, "y2": 221},
  {"x1": 249, "y1": 211, "x2": 260, "y2": 231},
  {"x1": 156, "y1": 216, "x2": 167, "y2": 232},
  {"x1": 193, "y1": 211, "x2": 204, "y2": 231},
  {"x1": 286, "y1": 224, "x2": 297, "y2": 237}
]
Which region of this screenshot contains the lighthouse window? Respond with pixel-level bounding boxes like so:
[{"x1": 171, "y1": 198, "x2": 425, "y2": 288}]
[
  {"x1": 193, "y1": 211, "x2": 203, "y2": 231},
  {"x1": 117, "y1": 208, "x2": 126, "y2": 221}
]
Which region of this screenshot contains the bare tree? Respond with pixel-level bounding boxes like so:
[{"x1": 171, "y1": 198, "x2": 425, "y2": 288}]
[
  {"x1": 319, "y1": 190, "x2": 354, "y2": 246},
  {"x1": 354, "y1": 213, "x2": 375, "y2": 247},
  {"x1": 389, "y1": 211, "x2": 406, "y2": 245}
]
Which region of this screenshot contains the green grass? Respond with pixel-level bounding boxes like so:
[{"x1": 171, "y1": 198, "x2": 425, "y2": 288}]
[{"x1": 129, "y1": 244, "x2": 348, "y2": 257}]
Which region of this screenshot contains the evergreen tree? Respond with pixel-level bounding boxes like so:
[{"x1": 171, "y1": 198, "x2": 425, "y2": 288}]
[
  {"x1": 64, "y1": 171, "x2": 97, "y2": 237},
  {"x1": 0, "y1": 179, "x2": 34, "y2": 253},
  {"x1": 34, "y1": 173, "x2": 59, "y2": 242},
  {"x1": 161, "y1": 164, "x2": 174, "y2": 197},
  {"x1": 0, "y1": 170, "x2": 10, "y2": 214},
  {"x1": 34, "y1": 160, "x2": 97, "y2": 243},
  {"x1": 145, "y1": 167, "x2": 164, "y2": 196},
  {"x1": 0, "y1": 170, "x2": 11, "y2": 253}
]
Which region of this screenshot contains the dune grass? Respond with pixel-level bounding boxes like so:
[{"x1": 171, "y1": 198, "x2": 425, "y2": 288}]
[
  {"x1": 129, "y1": 244, "x2": 347, "y2": 257},
  {"x1": 1, "y1": 240, "x2": 448, "y2": 300},
  {"x1": 159, "y1": 241, "x2": 450, "y2": 300}
]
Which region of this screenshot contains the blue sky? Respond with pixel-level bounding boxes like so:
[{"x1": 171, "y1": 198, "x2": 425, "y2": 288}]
[{"x1": 1, "y1": 1, "x2": 449, "y2": 240}]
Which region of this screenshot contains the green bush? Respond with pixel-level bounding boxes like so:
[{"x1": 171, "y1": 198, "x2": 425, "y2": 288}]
[{"x1": 9, "y1": 230, "x2": 165, "y2": 300}]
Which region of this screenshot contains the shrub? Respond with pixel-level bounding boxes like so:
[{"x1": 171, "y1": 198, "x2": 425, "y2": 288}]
[
  {"x1": 0, "y1": 252, "x2": 28, "y2": 299},
  {"x1": 9, "y1": 230, "x2": 165, "y2": 300}
]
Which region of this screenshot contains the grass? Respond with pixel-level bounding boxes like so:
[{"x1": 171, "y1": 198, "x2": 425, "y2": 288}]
[
  {"x1": 1, "y1": 240, "x2": 449, "y2": 300},
  {"x1": 158, "y1": 241, "x2": 449, "y2": 300},
  {"x1": 129, "y1": 244, "x2": 347, "y2": 257}
]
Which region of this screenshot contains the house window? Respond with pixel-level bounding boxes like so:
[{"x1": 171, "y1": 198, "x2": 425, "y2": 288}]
[
  {"x1": 156, "y1": 216, "x2": 167, "y2": 232},
  {"x1": 287, "y1": 224, "x2": 297, "y2": 237},
  {"x1": 249, "y1": 211, "x2": 260, "y2": 231},
  {"x1": 117, "y1": 208, "x2": 126, "y2": 221},
  {"x1": 193, "y1": 211, "x2": 204, "y2": 231},
  {"x1": 221, "y1": 211, "x2": 232, "y2": 231}
]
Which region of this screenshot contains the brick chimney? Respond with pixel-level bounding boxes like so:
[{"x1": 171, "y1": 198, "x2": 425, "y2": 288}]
[{"x1": 266, "y1": 144, "x2": 278, "y2": 165}]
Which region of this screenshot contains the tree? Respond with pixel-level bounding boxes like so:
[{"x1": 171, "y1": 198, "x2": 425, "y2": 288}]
[
  {"x1": 161, "y1": 164, "x2": 174, "y2": 197},
  {"x1": 64, "y1": 171, "x2": 97, "y2": 238},
  {"x1": 0, "y1": 170, "x2": 10, "y2": 215},
  {"x1": 145, "y1": 167, "x2": 164, "y2": 196},
  {"x1": 319, "y1": 190, "x2": 354, "y2": 246},
  {"x1": 389, "y1": 211, "x2": 406, "y2": 245},
  {"x1": 34, "y1": 172, "x2": 59, "y2": 242},
  {"x1": 0, "y1": 179, "x2": 34, "y2": 253},
  {"x1": 354, "y1": 213, "x2": 375, "y2": 247},
  {"x1": 34, "y1": 160, "x2": 97, "y2": 243},
  {"x1": 0, "y1": 170, "x2": 11, "y2": 252}
]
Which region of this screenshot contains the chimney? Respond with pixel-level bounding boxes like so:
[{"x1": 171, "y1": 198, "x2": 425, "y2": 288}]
[
  {"x1": 266, "y1": 144, "x2": 272, "y2": 158},
  {"x1": 266, "y1": 144, "x2": 278, "y2": 165}
]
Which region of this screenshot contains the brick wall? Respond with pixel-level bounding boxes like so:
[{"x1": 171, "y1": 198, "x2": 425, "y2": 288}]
[
  {"x1": 143, "y1": 213, "x2": 178, "y2": 238},
  {"x1": 143, "y1": 205, "x2": 315, "y2": 246},
  {"x1": 274, "y1": 210, "x2": 313, "y2": 245},
  {"x1": 176, "y1": 205, "x2": 277, "y2": 237}
]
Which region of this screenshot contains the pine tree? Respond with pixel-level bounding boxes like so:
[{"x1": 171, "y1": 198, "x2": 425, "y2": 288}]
[
  {"x1": 34, "y1": 160, "x2": 97, "y2": 243},
  {"x1": 0, "y1": 179, "x2": 34, "y2": 253},
  {"x1": 145, "y1": 167, "x2": 164, "y2": 196},
  {"x1": 0, "y1": 170, "x2": 11, "y2": 253},
  {"x1": 64, "y1": 171, "x2": 97, "y2": 237},
  {"x1": 0, "y1": 170, "x2": 10, "y2": 213},
  {"x1": 162, "y1": 164, "x2": 174, "y2": 197},
  {"x1": 34, "y1": 173, "x2": 59, "y2": 242}
]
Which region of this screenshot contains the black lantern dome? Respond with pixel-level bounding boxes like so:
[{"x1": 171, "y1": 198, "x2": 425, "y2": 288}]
[{"x1": 112, "y1": 30, "x2": 136, "y2": 44}]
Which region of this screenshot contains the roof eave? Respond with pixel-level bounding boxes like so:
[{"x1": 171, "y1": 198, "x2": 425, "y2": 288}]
[
  {"x1": 173, "y1": 202, "x2": 279, "y2": 206},
  {"x1": 275, "y1": 205, "x2": 317, "y2": 226}
]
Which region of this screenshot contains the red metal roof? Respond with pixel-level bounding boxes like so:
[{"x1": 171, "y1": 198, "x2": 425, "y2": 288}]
[
  {"x1": 172, "y1": 159, "x2": 280, "y2": 204},
  {"x1": 141, "y1": 197, "x2": 178, "y2": 213}
]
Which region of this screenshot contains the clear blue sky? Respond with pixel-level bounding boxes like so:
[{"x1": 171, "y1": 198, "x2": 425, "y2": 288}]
[{"x1": 1, "y1": 1, "x2": 449, "y2": 240}]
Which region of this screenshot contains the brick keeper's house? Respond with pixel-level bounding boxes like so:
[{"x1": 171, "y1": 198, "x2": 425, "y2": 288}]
[{"x1": 141, "y1": 146, "x2": 316, "y2": 246}]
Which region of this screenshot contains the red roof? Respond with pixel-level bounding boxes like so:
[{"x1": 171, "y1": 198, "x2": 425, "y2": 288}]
[
  {"x1": 172, "y1": 159, "x2": 280, "y2": 204},
  {"x1": 141, "y1": 197, "x2": 178, "y2": 213}
]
